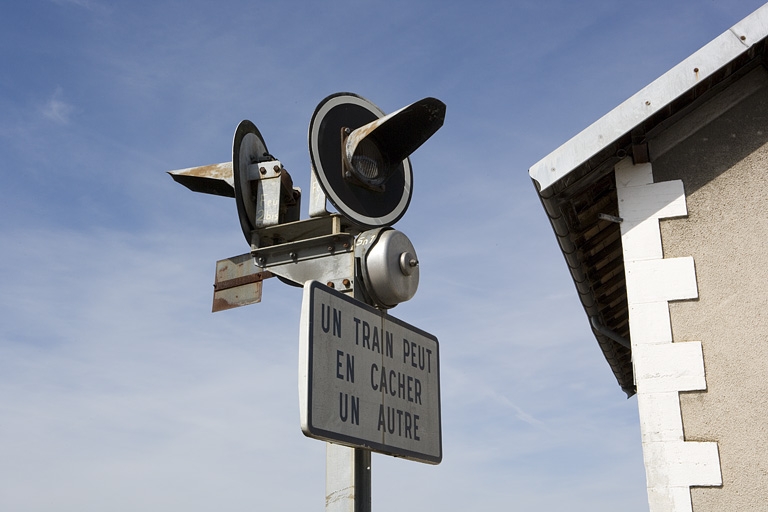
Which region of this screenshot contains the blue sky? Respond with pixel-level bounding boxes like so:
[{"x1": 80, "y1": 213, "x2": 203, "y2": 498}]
[{"x1": 1, "y1": 1, "x2": 765, "y2": 510}]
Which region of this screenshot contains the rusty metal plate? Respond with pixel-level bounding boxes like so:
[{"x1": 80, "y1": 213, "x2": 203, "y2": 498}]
[
  {"x1": 212, "y1": 254, "x2": 272, "y2": 312},
  {"x1": 167, "y1": 162, "x2": 234, "y2": 197}
]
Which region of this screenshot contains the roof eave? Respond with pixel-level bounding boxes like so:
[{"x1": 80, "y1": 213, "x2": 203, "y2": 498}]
[
  {"x1": 529, "y1": 3, "x2": 768, "y2": 192},
  {"x1": 528, "y1": 3, "x2": 768, "y2": 395}
]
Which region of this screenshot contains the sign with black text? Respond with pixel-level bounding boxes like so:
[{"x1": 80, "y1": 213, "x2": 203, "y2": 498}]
[{"x1": 299, "y1": 281, "x2": 441, "y2": 464}]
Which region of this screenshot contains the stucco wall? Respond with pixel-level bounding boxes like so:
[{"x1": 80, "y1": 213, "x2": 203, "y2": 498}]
[{"x1": 653, "y1": 75, "x2": 768, "y2": 511}]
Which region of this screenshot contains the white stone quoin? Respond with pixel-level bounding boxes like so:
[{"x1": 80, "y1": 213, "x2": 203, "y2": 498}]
[{"x1": 615, "y1": 159, "x2": 721, "y2": 512}]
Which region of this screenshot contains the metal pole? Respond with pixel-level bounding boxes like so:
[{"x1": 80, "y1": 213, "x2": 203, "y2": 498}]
[
  {"x1": 325, "y1": 280, "x2": 372, "y2": 512},
  {"x1": 325, "y1": 444, "x2": 371, "y2": 512}
]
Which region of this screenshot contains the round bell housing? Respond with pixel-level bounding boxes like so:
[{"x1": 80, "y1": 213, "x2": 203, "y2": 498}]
[{"x1": 360, "y1": 229, "x2": 420, "y2": 308}]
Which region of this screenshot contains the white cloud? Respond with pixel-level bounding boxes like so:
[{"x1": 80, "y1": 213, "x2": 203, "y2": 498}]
[
  {"x1": 41, "y1": 87, "x2": 75, "y2": 125},
  {"x1": 49, "y1": 0, "x2": 98, "y2": 9}
]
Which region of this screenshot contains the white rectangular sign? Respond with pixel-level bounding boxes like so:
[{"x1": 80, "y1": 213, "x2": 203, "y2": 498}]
[{"x1": 299, "y1": 281, "x2": 441, "y2": 464}]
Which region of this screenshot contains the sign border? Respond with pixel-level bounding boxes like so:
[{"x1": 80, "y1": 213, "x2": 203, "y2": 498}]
[{"x1": 299, "y1": 280, "x2": 442, "y2": 464}]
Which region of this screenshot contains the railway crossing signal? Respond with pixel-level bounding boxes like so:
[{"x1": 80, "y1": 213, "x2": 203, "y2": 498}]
[{"x1": 168, "y1": 92, "x2": 445, "y2": 511}]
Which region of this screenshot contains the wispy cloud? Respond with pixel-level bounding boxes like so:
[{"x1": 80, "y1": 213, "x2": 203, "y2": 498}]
[
  {"x1": 49, "y1": 0, "x2": 98, "y2": 9},
  {"x1": 41, "y1": 87, "x2": 75, "y2": 125}
]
